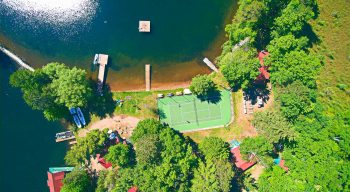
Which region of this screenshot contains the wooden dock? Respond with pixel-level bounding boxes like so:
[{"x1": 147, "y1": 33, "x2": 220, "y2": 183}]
[
  {"x1": 0, "y1": 45, "x2": 34, "y2": 71},
  {"x1": 94, "y1": 54, "x2": 108, "y2": 95},
  {"x1": 145, "y1": 64, "x2": 151, "y2": 91},
  {"x1": 56, "y1": 136, "x2": 76, "y2": 143},
  {"x1": 203, "y1": 58, "x2": 218, "y2": 72}
]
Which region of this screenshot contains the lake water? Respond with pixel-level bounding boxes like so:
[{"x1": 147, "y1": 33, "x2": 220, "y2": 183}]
[
  {"x1": 0, "y1": 0, "x2": 234, "y2": 91},
  {"x1": 0, "y1": 54, "x2": 67, "y2": 192}
]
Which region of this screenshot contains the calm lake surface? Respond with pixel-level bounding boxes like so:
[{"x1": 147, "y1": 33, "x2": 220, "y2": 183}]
[
  {"x1": 0, "y1": 0, "x2": 234, "y2": 90},
  {"x1": 0, "y1": 55, "x2": 67, "y2": 192}
]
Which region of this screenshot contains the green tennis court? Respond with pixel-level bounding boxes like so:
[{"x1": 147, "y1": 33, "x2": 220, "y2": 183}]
[{"x1": 157, "y1": 90, "x2": 232, "y2": 131}]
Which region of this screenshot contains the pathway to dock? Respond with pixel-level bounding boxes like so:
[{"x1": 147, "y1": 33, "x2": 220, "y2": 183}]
[
  {"x1": 0, "y1": 46, "x2": 34, "y2": 71},
  {"x1": 145, "y1": 64, "x2": 151, "y2": 91}
]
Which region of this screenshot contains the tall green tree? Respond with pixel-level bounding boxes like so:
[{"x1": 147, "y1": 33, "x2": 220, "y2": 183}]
[
  {"x1": 220, "y1": 48, "x2": 260, "y2": 90},
  {"x1": 134, "y1": 134, "x2": 160, "y2": 165},
  {"x1": 199, "y1": 137, "x2": 230, "y2": 161},
  {"x1": 105, "y1": 144, "x2": 133, "y2": 168},
  {"x1": 278, "y1": 81, "x2": 316, "y2": 120},
  {"x1": 191, "y1": 161, "x2": 219, "y2": 192},
  {"x1": 9, "y1": 62, "x2": 93, "y2": 120},
  {"x1": 61, "y1": 169, "x2": 91, "y2": 192},
  {"x1": 252, "y1": 111, "x2": 297, "y2": 143},
  {"x1": 240, "y1": 136, "x2": 272, "y2": 165},
  {"x1": 130, "y1": 118, "x2": 163, "y2": 143},
  {"x1": 65, "y1": 129, "x2": 109, "y2": 166},
  {"x1": 189, "y1": 74, "x2": 216, "y2": 97}
]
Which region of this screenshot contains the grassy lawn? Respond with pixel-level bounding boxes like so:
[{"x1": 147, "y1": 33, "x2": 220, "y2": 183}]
[
  {"x1": 312, "y1": 0, "x2": 350, "y2": 116},
  {"x1": 111, "y1": 89, "x2": 184, "y2": 119}
]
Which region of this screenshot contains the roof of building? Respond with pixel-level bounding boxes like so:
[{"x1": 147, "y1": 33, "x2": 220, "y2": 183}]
[
  {"x1": 128, "y1": 186, "x2": 138, "y2": 192},
  {"x1": 47, "y1": 171, "x2": 65, "y2": 192},
  {"x1": 231, "y1": 146, "x2": 256, "y2": 171},
  {"x1": 258, "y1": 51, "x2": 269, "y2": 66},
  {"x1": 279, "y1": 159, "x2": 289, "y2": 172},
  {"x1": 98, "y1": 157, "x2": 112, "y2": 169}
]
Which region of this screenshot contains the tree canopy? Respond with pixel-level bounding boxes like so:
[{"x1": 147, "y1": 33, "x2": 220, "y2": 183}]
[
  {"x1": 65, "y1": 129, "x2": 109, "y2": 166},
  {"x1": 252, "y1": 111, "x2": 297, "y2": 143},
  {"x1": 105, "y1": 144, "x2": 133, "y2": 168},
  {"x1": 219, "y1": 48, "x2": 260, "y2": 90},
  {"x1": 189, "y1": 74, "x2": 216, "y2": 97},
  {"x1": 9, "y1": 62, "x2": 92, "y2": 120},
  {"x1": 61, "y1": 169, "x2": 91, "y2": 192}
]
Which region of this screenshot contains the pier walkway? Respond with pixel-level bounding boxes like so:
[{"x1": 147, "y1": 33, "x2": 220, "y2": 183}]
[
  {"x1": 94, "y1": 54, "x2": 109, "y2": 95},
  {"x1": 145, "y1": 64, "x2": 151, "y2": 91},
  {"x1": 203, "y1": 58, "x2": 218, "y2": 72},
  {"x1": 0, "y1": 46, "x2": 34, "y2": 71}
]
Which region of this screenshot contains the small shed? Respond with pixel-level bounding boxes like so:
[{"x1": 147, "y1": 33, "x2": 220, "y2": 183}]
[{"x1": 139, "y1": 21, "x2": 150, "y2": 32}]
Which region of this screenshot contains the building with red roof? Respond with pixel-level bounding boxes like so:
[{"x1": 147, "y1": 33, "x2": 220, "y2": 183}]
[
  {"x1": 98, "y1": 155, "x2": 112, "y2": 169},
  {"x1": 231, "y1": 146, "x2": 256, "y2": 171},
  {"x1": 47, "y1": 171, "x2": 65, "y2": 192},
  {"x1": 256, "y1": 51, "x2": 271, "y2": 83},
  {"x1": 128, "y1": 186, "x2": 138, "y2": 192}
]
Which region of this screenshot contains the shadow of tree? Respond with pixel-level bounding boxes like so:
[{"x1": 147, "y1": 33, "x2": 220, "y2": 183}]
[
  {"x1": 86, "y1": 82, "x2": 116, "y2": 120},
  {"x1": 157, "y1": 107, "x2": 167, "y2": 120},
  {"x1": 197, "y1": 89, "x2": 222, "y2": 104}
]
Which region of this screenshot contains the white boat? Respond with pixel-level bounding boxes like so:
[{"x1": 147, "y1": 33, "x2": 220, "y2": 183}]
[
  {"x1": 76, "y1": 107, "x2": 86, "y2": 126},
  {"x1": 73, "y1": 115, "x2": 82, "y2": 128},
  {"x1": 69, "y1": 108, "x2": 82, "y2": 128},
  {"x1": 93, "y1": 54, "x2": 99, "y2": 65}
]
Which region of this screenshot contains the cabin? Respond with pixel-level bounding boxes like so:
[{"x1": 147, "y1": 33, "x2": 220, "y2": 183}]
[
  {"x1": 230, "y1": 140, "x2": 256, "y2": 171},
  {"x1": 47, "y1": 171, "x2": 64, "y2": 192},
  {"x1": 255, "y1": 51, "x2": 270, "y2": 84},
  {"x1": 47, "y1": 167, "x2": 74, "y2": 192}
]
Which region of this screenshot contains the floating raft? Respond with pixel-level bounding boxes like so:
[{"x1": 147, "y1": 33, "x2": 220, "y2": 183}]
[
  {"x1": 203, "y1": 58, "x2": 218, "y2": 72},
  {"x1": 145, "y1": 64, "x2": 151, "y2": 91},
  {"x1": 139, "y1": 21, "x2": 150, "y2": 32}
]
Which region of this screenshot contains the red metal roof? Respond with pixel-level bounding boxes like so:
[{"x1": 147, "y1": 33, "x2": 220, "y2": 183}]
[
  {"x1": 47, "y1": 171, "x2": 65, "y2": 192},
  {"x1": 258, "y1": 51, "x2": 269, "y2": 66},
  {"x1": 98, "y1": 157, "x2": 112, "y2": 169},
  {"x1": 279, "y1": 159, "x2": 289, "y2": 172},
  {"x1": 231, "y1": 147, "x2": 256, "y2": 171},
  {"x1": 128, "y1": 186, "x2": 138, "y2": 192}
]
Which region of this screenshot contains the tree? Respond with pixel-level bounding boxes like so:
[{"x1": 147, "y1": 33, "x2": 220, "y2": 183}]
[
  {"x1": 269, "y1": 50, "x2": 321, "y2": 88},
  {"x1": 271, "y1": 0, "x2": 314, "y2": 37},
  {"x1": 48, "y1": 65, "x2": 92, "y2": 108},
  {"x1": 252, "y1": 111, "x2": 297, "y2": 143},
  {"x1": 278, "y1": 81, "x2": 316, "y2": 120},
  {"x1": 130, "y1": 118, "x2": 163, "y2": 143},
  {"x1": 61, "y1": 169, "x2": 91, "y2": 192},
  {"x1": 105, "y1": 144, "x2": 133, "y2": 168},
  {"x1": 240, "y1": 136, "x2": 272, "y2": 165},
  {"x1": 134, "y1": 134, "x2": 160, "y2": 165},
  {"x1": 199, "y1": 137, "x2": 230, "y2": 161},
  {"x1": 266, "y1": 34, "x2": 309, "y2": 66},
  {"x1": 258, "y1": 166, "x2": 304, "y2": 191},
  {"x1": 9, "y1": 62, "x2": 93, "y2": 121},
  {"x1": 189, "y1": 74, "x2": 215, "y2": 96},
  {"x1": 65, "y1": 129, "x2": 109, "y2": 166},
  {"x1": 191, "y1": 161, "x2": 219, "y2": 192},
  {"x1": 220, "y1": 48, "x2": 260, "y2": 90}
]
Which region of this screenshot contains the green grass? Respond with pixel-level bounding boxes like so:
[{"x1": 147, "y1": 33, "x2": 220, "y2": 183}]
[
  {"x1": 112, "y1": 89, "x2": 184, "y2": 119},
  {"x1": 312, "y1": 0, "x2": 350, "y2": 116},
  {"x1": 158, "y1": 90, "x2": 232, "y2": 132}
]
